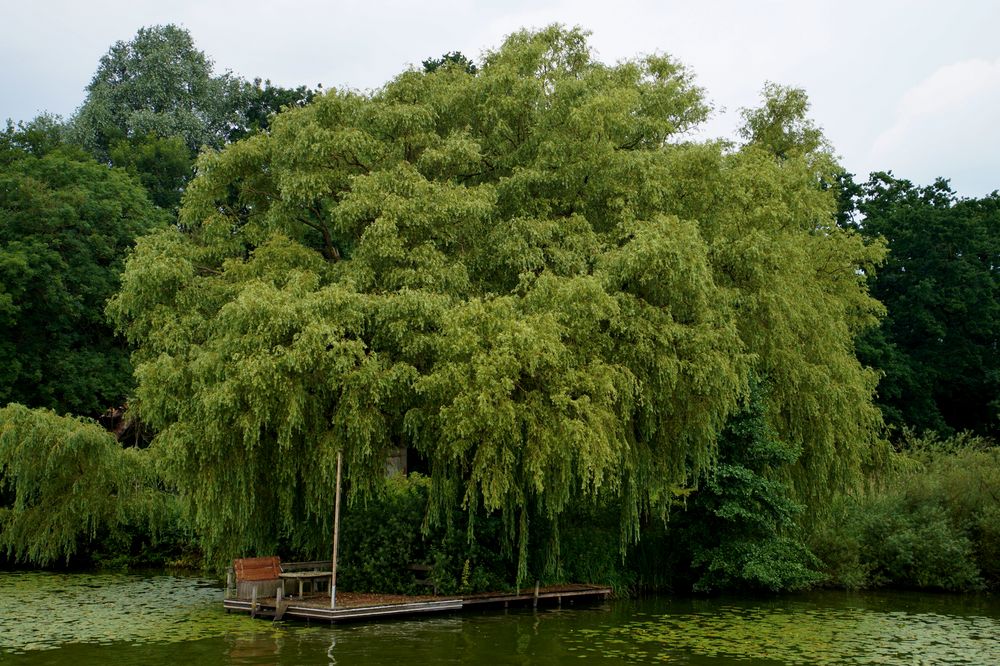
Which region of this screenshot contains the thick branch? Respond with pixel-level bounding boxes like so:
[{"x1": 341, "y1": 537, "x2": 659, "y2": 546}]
[{"x1": 297, "y1": 211, "x2": 341, "y2": 263}]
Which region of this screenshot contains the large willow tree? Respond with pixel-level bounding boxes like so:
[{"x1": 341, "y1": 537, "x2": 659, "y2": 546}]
[{"x1": 109, "y1": 27, "x2": 885, "y2": 573}]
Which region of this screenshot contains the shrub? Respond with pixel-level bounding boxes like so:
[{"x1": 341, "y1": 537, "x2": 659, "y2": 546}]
[
  {"x1": 809, "y1": 431, "x2": 998, "y2": 591},
  {"x1": 674, "y1": 380, "x2": 825, "y2": 593},
  {"x1": 556, "y1": 503, "x2": 635, "y2": 593},
  {"x1": 860, "y1": 497, "x2": 982, "y2": 591}
]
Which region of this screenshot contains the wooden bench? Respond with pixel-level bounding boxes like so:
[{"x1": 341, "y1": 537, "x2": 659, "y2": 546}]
[
  {"x1": 233, "y1": 556, "x2": 283, "y2": 601},
  {"x1": 236, "y1": 556, "x2": 282, "y2": 581}
]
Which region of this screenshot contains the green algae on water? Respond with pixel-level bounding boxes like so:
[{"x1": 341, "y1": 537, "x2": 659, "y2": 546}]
[
  {"x1": 572, "y1": 603, "x2": 1000, "y2": 665},
  {"x1": 0, "y1": 572, "x2": 323, "y2": 654}
]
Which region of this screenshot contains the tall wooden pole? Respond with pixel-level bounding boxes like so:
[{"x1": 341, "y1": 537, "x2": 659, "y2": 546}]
[{"x1": 331, "y1": 450, "x2": 343, "y2": 609}]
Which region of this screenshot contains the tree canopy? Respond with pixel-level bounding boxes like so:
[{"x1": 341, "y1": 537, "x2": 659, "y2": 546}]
[
  {"x1": 846, "y1": 173, "x2": 1000, "y2": 437},
  {"x1": 109, "y1": 26, "x2": 885, "y2": 572},
  {"x1": 738, "y1": 82, "x2": 828, "y2": 160},
  {"x1": 0, "y1": 130, "x2": 165, "y2": 415},
  {"x1": 422, "y1": 51, "x2": 478, "y2": 75}
]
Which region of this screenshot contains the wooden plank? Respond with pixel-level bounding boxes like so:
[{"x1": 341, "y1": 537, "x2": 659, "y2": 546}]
[
  {"x1": 285, "y1": 600, "x2": 463, "y2": 622},
  {"x1": 280, "y1": 560, "x2": 332, "y2": 573},
  {"x1": 461, "y1": 587, "x2": 611, "y2": 608},
  {"x1": 537, "y1": 587, "x2": 611, "y2": 599},
  {"x1": 223, "y1": 581, "x2": 611, "y2": 623}
]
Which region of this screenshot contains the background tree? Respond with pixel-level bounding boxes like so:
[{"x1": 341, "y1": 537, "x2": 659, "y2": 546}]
[
  {"x1": 71, "y1": 25, "x2": 318, "y2": 214},
  {"x1": 72, "y1": 24, "x2": 240, "y2": 160},
  {"x1": 109, "y1": 26, "x2": 884, "y2": 575},
  {"x1": 0, "y1": 129, "x2": 165, "y2": 415},
  {"x1": 108, "y1": 134, "x2": 192, "y2": 211},
  {"x1": 1, "y1": 115, "x2": 72, "y2": 159},
  {"x1": 224, "y1": 78, "x2": 318, "y2": 143},
  {"x1": 848, "y1": 173, "x2": 999, "y2": 437},
  {"x1": 422, "y1": 51, "x2": 478, "y2": 74}
]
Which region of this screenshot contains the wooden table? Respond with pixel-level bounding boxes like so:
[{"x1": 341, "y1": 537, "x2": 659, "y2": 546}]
[{"x1": 279, "y1": 570, "x2": 332, "y2": 597}]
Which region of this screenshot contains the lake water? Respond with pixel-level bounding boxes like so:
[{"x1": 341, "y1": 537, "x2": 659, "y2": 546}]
[{"x1": 1, "y1": 571, "x2": 998, "y2": 665}]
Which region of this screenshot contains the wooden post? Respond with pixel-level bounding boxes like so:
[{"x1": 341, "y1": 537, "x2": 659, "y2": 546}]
[
  {"x1": 331, "y1": 450, "x2": 343, "y2": 609},
  {"x1": 225, "y1": 568, "x2": 234, "y2": 599},
  {"x1": 533, "y1": 580, "x2": 540, "y2": 609},
  {"x1": 274, "y1": 582, "x2": 287, "y2": 623}
]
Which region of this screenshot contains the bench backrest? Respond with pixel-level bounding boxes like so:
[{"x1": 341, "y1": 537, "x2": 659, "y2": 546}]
[{"x1": 234, "y1": 556, "x2": 281, "y2": 582}]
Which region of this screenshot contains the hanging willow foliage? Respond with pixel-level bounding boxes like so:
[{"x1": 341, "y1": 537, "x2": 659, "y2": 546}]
[
  {"x1": 0, "y1": 405, "x2": 175, "y2": 565},
  {"x1": 108, "y1": 26, "x2": 885, "y2": 576}
]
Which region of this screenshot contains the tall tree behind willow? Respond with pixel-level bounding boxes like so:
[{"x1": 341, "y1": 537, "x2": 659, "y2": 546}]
[
  {"x1": 71, "y1": 25, "x2": 315, "y2": 213},
  {"x1": 844, "y1": 173, "x2": 1000, "y2": 437},
  {"x1": 72, "y1": 24, "x2": 240, "y2": 161},
  {"x1": 109, "y1": 26, "x2": 885, "y2": 574},
  {"x1": 732, "y1": 83, "x2": 887, "y2": 496}
]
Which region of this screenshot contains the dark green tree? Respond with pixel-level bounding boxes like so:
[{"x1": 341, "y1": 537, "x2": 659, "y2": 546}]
[
  {"x1": 109, "y1": 134, "x2": 192, "y2": 211},
  {"x1": 0, "y1": 133, "x2": 165, "y2": 415},
  {"x1": 72, "y1": 26, "x2": 317, "y2": 213},
  {"x1": 68, "y1": 24, "x2": 242, "y2": 217},
  {"x1": 422, "y1": 51, "x2": 478, "y2": 74},
  {"x1": 1, "y1": 115, "x2": 73, "y2": 159},
  {"x1": 850, "y1": 173, "x2": 1000, "y2": 437},
  {"x1": 224, "y1": 78, "x2": 318, "y2": 143},
  {"x1": 674, "y1": 380, "x2": 825, "y2": 592}
]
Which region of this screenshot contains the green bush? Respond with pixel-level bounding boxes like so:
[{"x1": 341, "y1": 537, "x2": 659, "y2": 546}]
[
  {"x1": 975, "y1": 505, "x2": 1000, "y2": 584},
  {"x1": 903, "y1": 432, "x2": 1000, "y2": 589},
  {"x1": 860, "y1": 498, "x2": 982, "y2": 591},
  {"x1": 672, "y1": 380, "x2": 825, "y2": 593},
  {"x1": 806, "y1": 495, "x2": 870, "y2": 589},
  {"x1": 556, "y1": 503, "x2": 635, "y2": 593},
  {"x1": 337, "y1": 474, "x2": 432, "y2": 593},
  {"x1": 427, "y1": 508, "x2": 512, "y2": 595},
  {"x1": 809, "y1": 431, "x2": 998, "y2": 591}
]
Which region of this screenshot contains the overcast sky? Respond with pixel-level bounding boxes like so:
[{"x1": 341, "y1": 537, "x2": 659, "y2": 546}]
[{"x1": 4, "y1": 0, "x2": 998, "y2": 197}]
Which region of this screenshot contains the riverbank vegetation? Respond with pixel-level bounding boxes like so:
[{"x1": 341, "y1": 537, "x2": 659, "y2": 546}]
[{"x1": 1, "y1": 25, "x2": 997, "y2": 595}]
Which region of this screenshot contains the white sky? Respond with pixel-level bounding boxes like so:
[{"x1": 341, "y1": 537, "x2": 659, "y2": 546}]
[{"x1": 3, "y1": 0, "x2": 999, "y2": 197}]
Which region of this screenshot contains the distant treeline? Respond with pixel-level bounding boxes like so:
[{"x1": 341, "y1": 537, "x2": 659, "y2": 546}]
[{"x1": 0, "y1": 25, "x2": 997, "y2": 595}]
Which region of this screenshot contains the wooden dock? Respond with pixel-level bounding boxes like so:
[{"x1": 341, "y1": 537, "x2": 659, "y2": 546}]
[{"x1": 223, "y1": 583, "x2": 612, "y2": 623}]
